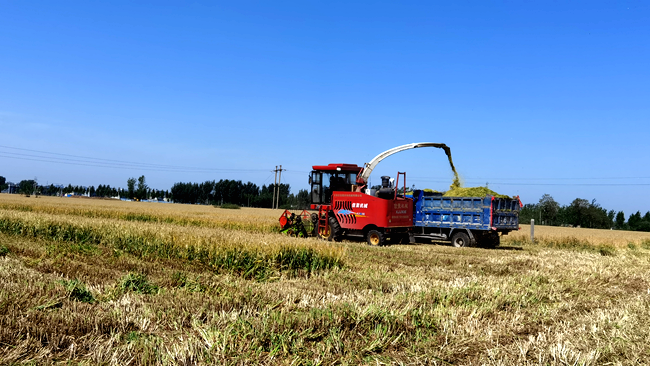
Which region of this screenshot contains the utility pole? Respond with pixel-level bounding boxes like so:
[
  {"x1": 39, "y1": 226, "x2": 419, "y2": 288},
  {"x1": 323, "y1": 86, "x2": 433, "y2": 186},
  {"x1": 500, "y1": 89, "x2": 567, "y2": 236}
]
[
  {"x1": 272, "y1": 166, "x2": 278, "y2": 209},
  {"x1": 276, "y1": 165, "x2": 284, "y2": 210},
  {"x1": 271, "y1": 165, "x2": 286, "y2": 209}
]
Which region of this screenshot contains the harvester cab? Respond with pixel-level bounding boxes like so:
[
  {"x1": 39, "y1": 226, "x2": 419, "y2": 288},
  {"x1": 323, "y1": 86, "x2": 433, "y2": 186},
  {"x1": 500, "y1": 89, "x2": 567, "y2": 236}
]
[{"x1": 309, "y1": 164, "x2": 363, "y2": 205}]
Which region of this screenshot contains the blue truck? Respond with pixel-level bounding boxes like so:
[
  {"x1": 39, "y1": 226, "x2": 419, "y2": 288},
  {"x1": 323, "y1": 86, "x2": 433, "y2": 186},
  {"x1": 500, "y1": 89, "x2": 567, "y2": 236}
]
[{"x1": 410, "y1": 190, "x2": 521, "y2": 247}]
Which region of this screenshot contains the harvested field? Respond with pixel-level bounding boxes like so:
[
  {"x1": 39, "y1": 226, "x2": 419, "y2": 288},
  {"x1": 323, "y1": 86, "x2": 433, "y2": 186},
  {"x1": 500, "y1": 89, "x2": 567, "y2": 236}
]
[
  {"x1": 1, "y1": 194, "x2": 649, "y2": 365},
  {"x1": 508, "y1": 224, "x2": 650, "y2": 248},
  {"x1": 0, "y1": 194, "x2": 280, "y2": 233}
]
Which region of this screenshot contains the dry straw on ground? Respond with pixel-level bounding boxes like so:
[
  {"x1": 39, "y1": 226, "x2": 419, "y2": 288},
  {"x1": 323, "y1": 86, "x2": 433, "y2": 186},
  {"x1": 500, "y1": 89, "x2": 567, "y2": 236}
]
[
  {"x1": 1, "y1": 194, "x2": 650, "y2": 365},
  {"x1": 508, "y1": 224, "x2": 650, "y2": 248},
  {"x1": 0, "y1": 194, "x2": 281, "y2": 233}
]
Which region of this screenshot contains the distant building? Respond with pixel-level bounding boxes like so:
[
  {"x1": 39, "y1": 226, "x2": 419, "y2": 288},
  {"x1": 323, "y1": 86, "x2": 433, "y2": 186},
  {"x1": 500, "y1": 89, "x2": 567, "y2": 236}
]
[{"x1": 1, "y1": 182, "x2": 18, "y2": 194}]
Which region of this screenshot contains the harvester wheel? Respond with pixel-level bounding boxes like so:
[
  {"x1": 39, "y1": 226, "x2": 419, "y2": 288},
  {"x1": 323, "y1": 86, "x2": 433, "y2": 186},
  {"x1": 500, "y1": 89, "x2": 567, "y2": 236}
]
[
  {"x1": 317, "y1": 220, "x2": 332, "y2": 241},
  {"x1": 451, "y1": 232, "x2": 471, "y2": 248},
  {"x1": 328, "y1": 216, "x2": 342, "y2": 242},
  {"x1": 366, "y1": 230, "x2": 384, "y2": 246},
  {"x1": 311, "y1": 213, "x2": 319, "y2": 236}
]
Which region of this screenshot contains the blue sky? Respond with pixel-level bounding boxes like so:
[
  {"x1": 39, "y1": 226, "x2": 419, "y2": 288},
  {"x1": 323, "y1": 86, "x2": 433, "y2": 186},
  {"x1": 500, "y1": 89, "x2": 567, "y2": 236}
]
[{"x1": 1, "y1": 1, "x2": 649, "y2": 215}]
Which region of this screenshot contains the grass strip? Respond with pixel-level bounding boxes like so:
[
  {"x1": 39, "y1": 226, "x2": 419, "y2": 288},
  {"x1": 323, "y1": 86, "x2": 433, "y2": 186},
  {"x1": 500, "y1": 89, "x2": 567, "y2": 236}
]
[
  {"x1": 0, "y1": 211, "x2": 343, "y2": 280},
  {"x1": 0, "y1": 202, "x2": 279, "y2": 234}
]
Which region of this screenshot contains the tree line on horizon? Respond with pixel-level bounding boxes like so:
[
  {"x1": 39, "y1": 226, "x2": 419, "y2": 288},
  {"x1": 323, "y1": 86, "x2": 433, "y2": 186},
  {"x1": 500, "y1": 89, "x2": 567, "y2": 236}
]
[
  {"x1": 169, "y1": 180, "x2": 310, "y2": 209},
  {"x1": 520, "y1": 193, "x2": 650, "y2": 232},
  {"x1": 0, "y1": 175, "x2": 310, "y2": 210}
]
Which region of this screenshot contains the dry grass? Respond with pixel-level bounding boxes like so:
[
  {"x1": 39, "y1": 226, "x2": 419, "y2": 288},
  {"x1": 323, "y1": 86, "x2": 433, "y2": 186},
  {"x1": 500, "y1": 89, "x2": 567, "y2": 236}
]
[
  {"x1": 507, "y1": 224, "x2": 650, "y2": 248},
  {"x1": 0, "y1": 208, "x2": 344, "y2": 280},
  {"x1": 0, "y1": 194, "x2": 281, "y2": 233},
  {"x1": 1, "y1": 194, "x2": 650, "y2": 364}
]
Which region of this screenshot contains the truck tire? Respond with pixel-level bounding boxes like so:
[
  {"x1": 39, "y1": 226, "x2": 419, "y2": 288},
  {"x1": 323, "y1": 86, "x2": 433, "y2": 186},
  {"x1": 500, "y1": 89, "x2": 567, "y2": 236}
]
[
  {"x1": 481, "y1": 233, "x2": 500, "y2": 248},
  {"x1": 366, "y1": 229, "x2": 385, "y2": 246},
  {"x1": 451, "y1": 232, "x2": 471, "y2": 248}
]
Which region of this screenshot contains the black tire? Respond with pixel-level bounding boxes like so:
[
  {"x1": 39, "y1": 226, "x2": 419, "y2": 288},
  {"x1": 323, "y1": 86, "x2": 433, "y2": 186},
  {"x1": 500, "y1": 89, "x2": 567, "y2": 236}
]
[
  {"x1": 388, "y1": 233, "x2": 410, "y2": 245},
  {"x1": 481, "y1": 233, "x2": 500, "y2": 248},
  {"x1": 317, "y1": 224, "x2": 333, "y2": 241},
  {"x1": 366, "y1": 229, "x2": 385, "y2": 246},
  {"x1": 329, "y1": 216, "x2": 342, "y2": 242},
  {"x1": 310, "y1": 213, "x2": 319, "y2": 236},
  {"x1": 451, "y1": 231, "x2": 471, "y2": 248},
  {"x1": 317, "y1": 218, "x2": 340, "y2": 242}
]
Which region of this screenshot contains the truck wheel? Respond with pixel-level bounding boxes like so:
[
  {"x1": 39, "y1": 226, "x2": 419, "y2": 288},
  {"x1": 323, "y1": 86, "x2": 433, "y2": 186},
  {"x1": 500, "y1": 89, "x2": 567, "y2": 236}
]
[
  {"x1": 482, "y1": 233, "x2": 500, "y2": 248},
  {"x1": 451, "y1": 232, "x2": 471, "y2": 248},
  {"x1": 367, "y1": 230, "x2": 384, "y2": 246}
]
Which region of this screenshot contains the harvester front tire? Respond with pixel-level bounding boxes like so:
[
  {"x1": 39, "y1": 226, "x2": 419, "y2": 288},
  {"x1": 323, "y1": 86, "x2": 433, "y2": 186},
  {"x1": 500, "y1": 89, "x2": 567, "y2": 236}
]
[
  {"x1": 451, "y1": 232, "x2": 471, "y2": 248},
  {"x1": 366, "y1": 230, "x2": 385, "y2": 247},
  {"x1": 317, "y1": 222, "x2": 335, "y2": 241},
  {"x1": 328, "y1": 216, "x2": 342, "y2": 242}
]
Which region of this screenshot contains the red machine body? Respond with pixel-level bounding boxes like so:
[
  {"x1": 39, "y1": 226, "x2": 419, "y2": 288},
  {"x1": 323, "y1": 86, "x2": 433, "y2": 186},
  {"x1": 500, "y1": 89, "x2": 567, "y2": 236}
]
[
  {"x1": 330, "y1": 192, "x2": 413, "y2": 230},
  {"x1": 306, "y1": 163, "x2": 413, "y2": 245}
]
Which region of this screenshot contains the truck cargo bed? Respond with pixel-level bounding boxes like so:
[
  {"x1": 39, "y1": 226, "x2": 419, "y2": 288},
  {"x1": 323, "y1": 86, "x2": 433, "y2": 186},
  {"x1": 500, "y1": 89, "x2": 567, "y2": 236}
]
[{"x1": 413, "y1": 191, "x2": 520, "y2": 233}]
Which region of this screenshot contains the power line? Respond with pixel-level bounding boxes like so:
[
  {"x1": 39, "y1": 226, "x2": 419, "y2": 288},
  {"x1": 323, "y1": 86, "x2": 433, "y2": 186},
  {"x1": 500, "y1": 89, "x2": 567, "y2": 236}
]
[
  {"x1": 407, "y1": 177, "x2": 650, "y2": 187},
  {"x1": 0, "y1": 145, "x2": 194, "y2": 168},
  {"x1": 480, "y1": 182, "x2": 650, "y2": 187},
  {"x1": 0, "y1": 146, "x2": 268, "y2": 173},
  {"x1": 408, "y1": 175, "x2": 650, "y2": 181}
]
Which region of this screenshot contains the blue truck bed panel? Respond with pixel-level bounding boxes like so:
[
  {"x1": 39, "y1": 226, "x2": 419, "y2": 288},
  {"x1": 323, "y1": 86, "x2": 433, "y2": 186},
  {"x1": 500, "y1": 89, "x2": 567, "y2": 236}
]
[{"x1": 413, "y1": 191, "x2": 520, "y2": 231}]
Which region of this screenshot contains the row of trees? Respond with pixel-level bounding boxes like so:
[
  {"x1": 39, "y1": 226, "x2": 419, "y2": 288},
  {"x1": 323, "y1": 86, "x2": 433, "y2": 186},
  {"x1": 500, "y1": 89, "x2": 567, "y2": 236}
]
[
  {"x1": 0, "y1": 175, "x2": 167, "y2": 200},
  {"x1": 520, "y1": 194, "x2": 650, "y2": 232},
  {"x1": 170, "y1": 179, "x2": 310, "y2": 209},
  {"x1": 124, "y1": 176, "x2": 169, "y2": 201},
  {"x1": 1, "y1": 174, "x2": 309, "y2": 209}
]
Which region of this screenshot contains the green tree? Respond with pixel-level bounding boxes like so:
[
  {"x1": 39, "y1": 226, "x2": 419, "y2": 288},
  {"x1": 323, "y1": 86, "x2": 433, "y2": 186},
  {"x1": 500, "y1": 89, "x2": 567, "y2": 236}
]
[
  {"x1": 607, "y1": 210, "x2": 616, "y2": 228},
  {"x1": 0, "y1": 176, "x2": 7, "y2": 192},
  {"x1": 47, "y1": 184, "x2": 58, "y2": 196},
  {"x1": 127, "y1": 177, "x2": 136, "y2": 199},
  {"x1": 638, "y1": 212, "x2": 650, "y2": 232},
  {"x1": 567, "y1": 198, "x2": 590, "y2": 227},
  {"x1": 615, "y1": 211, "x2": 626, "y2": 229},
  {"x1": 18, "y1": 180, "x2": 36, "y2": 196},
  {"x1": 135, "y1": 175, "x2": 148, "y2": 200},
  {"x1": 519, "y1": 203, "x2": 539, "y2": 223},
  {"x1": 538, "y1": 194, "x2": 559, "y2": 225},
  {"x1": 296, "y1": 189, "x2": 310, "y2": 209},
  {"x1": 628, "y1": 211, "x2": 643, "y2": 231}
]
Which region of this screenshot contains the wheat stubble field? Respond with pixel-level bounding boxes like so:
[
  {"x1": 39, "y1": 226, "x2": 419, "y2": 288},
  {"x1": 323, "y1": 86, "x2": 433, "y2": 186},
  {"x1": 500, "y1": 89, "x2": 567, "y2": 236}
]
[{"x1": 1, "y1": 195, "x2": 649, "y2": 365}]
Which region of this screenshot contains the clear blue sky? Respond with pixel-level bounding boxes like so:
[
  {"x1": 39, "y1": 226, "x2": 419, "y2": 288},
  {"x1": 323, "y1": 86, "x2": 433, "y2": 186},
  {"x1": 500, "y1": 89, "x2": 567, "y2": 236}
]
[{"x1": 1, "y1": 1, "x2": 649, "y2": 215}]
